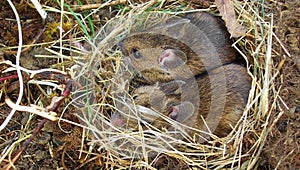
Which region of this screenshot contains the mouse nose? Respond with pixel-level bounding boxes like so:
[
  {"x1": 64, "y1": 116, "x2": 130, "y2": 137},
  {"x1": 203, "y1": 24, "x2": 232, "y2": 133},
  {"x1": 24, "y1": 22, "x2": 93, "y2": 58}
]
[
  {"x1": 110, "y1": 111, "x2": 126, "y2": 127},
  {"x1": 117, "y1": 41, "x2": 123, "y2": 48}
]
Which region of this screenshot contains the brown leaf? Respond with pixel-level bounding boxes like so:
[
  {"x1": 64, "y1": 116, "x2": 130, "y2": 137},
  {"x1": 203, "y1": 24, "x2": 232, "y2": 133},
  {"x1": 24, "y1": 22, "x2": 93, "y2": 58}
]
[{"x1": 215, "y1": 0, "x2": 246, "y2": 38}]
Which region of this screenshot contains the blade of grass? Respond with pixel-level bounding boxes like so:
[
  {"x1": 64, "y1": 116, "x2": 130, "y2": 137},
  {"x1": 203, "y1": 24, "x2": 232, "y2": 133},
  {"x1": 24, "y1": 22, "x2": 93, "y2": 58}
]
[
  {"x1": 64, "y1": 2, "x2": 91, "y2": 39},
  {"x1": 77, "y1": 0, "x2": 95, "y2": 36}
]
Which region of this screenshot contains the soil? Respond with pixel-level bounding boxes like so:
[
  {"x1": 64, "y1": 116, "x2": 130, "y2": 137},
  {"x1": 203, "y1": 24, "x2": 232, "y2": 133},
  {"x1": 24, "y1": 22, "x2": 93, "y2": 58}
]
[
  {"x1": 0, "y1": 0, "x2": 299, "y2": 169},
  {"x1": 260, "y1": 1, "x2": 300, "y2": 169}
]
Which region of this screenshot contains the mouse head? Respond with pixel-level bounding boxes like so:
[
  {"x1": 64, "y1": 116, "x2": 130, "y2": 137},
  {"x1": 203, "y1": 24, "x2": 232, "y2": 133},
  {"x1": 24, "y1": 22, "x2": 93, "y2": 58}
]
[
  {"x1": 133, "y1": 80, "x2": 195, "y2": 128},
  {"x1": 110, "y1": 80, "x2": 196, "y2": 131},
  {"x1": 118, "y1": 33, "x2": 200, "y2": 83}
]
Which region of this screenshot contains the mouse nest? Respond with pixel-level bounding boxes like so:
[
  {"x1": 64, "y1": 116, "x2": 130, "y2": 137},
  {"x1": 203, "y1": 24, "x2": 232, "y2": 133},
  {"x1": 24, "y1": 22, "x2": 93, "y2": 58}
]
[
  {"x1": 69, "y1": 2, "x2": 288, "y2": 169},
  {"x1": 0, "y1": 0, "x2": 291, "y2": 169}
]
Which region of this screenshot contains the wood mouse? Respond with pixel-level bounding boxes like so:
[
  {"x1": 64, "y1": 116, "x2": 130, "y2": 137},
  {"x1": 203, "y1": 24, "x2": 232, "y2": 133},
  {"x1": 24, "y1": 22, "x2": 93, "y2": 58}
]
[
  {"x1": 118, "y1": 12, "x2": 238, "y2": 83},
  {"x1": 128, "y1": 64, "x2": 251, "y2": 139}
]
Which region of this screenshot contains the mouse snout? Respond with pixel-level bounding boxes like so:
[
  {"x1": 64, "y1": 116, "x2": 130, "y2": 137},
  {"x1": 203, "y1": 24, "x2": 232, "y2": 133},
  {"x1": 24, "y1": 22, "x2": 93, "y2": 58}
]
[
  {"x1": 117, "y1": 41, "x2": 128, "y2": 55},
  {"x1": 117, "y1": 41, "x2": 123, "y2": 48},
  {"x1": 110, "y1": 112, "x2": 126, "y2": 127}
]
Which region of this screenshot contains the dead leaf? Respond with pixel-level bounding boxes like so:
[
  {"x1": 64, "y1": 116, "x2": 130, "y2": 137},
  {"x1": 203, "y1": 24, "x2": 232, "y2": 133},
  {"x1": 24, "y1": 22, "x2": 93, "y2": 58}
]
[{"x1": 215, "y1": 0, "x2": 246, "y2": 38}]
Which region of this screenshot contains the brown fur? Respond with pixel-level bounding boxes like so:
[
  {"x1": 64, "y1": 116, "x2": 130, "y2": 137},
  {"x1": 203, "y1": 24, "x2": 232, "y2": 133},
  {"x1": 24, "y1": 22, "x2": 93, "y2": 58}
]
[
  {"x1": 114, "y1": 12, "x2": 250, "y2": 138},
  {"x1": 119, "y1": 12, "x2": 238, "y2": 83},
  {"x1": 131, "y1": 64, "x2": 251, "y2": 138}
]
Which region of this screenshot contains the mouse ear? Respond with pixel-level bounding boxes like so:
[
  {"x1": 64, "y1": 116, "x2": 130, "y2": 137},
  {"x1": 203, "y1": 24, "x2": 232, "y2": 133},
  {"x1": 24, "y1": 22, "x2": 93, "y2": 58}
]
[
  {"x1": 158, "y1": 80, "x2": 186, "y2": 95},
  {"x1": 168, "y1": 101, "x2": 195, "y2": 123}
]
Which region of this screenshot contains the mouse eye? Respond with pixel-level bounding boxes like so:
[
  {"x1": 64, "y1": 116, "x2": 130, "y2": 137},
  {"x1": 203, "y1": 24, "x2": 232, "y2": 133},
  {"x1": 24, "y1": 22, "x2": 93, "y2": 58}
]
[
  {"x1": 132, "y1": 94, "x2": 138, "y2": 100},
  {"x1": 131, "y1": 48, "x2": 142, "y2": 59}
]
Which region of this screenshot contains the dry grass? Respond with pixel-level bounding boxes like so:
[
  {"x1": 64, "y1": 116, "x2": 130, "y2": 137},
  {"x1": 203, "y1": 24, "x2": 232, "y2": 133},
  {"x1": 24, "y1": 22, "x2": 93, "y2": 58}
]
[{"x1": 0, "y1": 0, "x2": 290, "y2": 169}]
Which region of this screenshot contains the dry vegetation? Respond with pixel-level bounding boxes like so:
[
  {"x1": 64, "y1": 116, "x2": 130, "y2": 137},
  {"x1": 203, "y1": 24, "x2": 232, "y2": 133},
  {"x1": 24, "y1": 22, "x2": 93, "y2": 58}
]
[{"x1": 0, "y1": 0, "x2": 299, "y2": 169}]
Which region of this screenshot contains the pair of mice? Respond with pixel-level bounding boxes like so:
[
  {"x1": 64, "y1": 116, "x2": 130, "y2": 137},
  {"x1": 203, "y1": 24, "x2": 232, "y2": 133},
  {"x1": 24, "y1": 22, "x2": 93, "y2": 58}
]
[{"x1": 112, "y1": 12, "x2": 251, "y2": 140}]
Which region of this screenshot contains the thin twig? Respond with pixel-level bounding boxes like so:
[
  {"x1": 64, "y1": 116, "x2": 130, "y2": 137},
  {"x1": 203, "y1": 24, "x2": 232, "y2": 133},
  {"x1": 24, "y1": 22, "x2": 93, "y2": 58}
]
[
  {"x1": 71, "y1": 0, "x2": 127, "y2": 12},
  {"x1": 0, "y1": 75, "x2": 19, "y2": 82},
  {"x1": 30, "y1": 0, "x2": 47, "y2": 20},
  {"x1": 0, "y1": 0, "x2": 24, "y2": 132}
]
